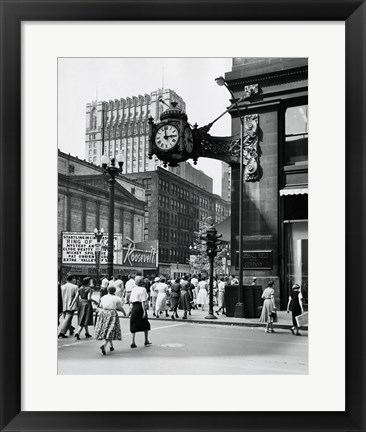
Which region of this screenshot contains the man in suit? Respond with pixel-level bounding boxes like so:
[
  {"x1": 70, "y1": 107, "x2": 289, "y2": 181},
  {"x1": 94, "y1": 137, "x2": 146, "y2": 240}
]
[{"x1": 58, "y1": 275, "x2": 78, "y2": 338}]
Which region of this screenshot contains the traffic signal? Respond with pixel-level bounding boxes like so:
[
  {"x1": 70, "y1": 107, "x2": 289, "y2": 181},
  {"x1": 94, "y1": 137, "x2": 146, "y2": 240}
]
[
  {"x1": 199, "y1": 232, "x2": 208, "y2": 253},
  {"x1": 206, "y1": 226, "x2": 222, "y2": 258},
  {"x1": 213, "y1": 232, "x2": 223, "y2": 255}
]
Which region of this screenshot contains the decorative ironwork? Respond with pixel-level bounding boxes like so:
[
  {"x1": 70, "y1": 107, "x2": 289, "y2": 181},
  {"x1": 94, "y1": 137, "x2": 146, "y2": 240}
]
[
  {"x1": 192, "y1": 126, "x2": 241, "y2": 165},
  {"x1": 243, "y1": 84, "x2": 259, "y2": 98},
  {"x1": 192, "y1": 113, "x2": 259, "y2": 180},
  {"x1": 243, "y1": 114, "x2": 259, "y2": 181}
]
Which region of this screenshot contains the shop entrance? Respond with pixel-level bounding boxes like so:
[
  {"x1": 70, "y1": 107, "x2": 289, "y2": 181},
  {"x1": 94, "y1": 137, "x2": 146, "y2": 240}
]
[
  {"x1": 284, "y1": 221, "x2": 308, "y2": 309},
  {"x1": 282, "y1": 194, "x2": 308, "y2": 310}
]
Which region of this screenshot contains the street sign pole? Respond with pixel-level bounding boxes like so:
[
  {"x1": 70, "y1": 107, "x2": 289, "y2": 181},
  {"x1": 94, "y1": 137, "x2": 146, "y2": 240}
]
[
  {"x1": 205, "y1": 255, "x2": 217, "y2": 320},
  {"x1": 94, "y1": 246, "x2": 101, "y2": 289}
]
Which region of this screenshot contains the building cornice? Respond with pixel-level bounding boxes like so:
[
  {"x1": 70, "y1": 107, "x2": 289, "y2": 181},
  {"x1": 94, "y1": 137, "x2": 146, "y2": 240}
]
[
  {"x1": 227, "y1": 66, "x2": 308, "y2": 89},
  {"x1": 58, "y1": 173, "x2": 145, "y2": 209}
]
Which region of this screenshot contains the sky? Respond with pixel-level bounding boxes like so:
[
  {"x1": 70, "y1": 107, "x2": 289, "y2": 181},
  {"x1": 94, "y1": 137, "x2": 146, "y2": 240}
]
[{"x1": 58, "y1": 57, "x2": 234, "y2": 195}]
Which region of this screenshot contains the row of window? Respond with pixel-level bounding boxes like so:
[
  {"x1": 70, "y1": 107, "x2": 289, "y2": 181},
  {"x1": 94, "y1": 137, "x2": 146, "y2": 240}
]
[
  {"x1": 158, "y1": 195, "x2": 170, "y2": 209},
  {"x1": 157, "y1": 180, "x2": 199, "y2": 204},
  {"x1": 170, "y1": 198, "x2": 189, "y2": 215},
  {"x1": 158, "y1": 228, "x2": 192, "y2": 245},
  {"x1": 106, "y1": 110, "x2": 150, "y2": 122},
  {"x1": 158, "y1": 193, "x2": 217, "y2": 217},
  {"x1": 199, "y1": 197, "x2": 209, "y2": 210},
  {"x1": 200, "y1": 210, "x2": 210, "y2": 222},
  {"x1": 158, "y1": 247, "x2": 189, "y2": 263},
  {"x1": 103, "y1": 122, "x2": 148, "y2": 138},
  {"x1": 158, "y1": 210, "x2": 198, "y2": 231},
  {"x1": 158, "y1": 179, "x2": 169, "y2": 192}
]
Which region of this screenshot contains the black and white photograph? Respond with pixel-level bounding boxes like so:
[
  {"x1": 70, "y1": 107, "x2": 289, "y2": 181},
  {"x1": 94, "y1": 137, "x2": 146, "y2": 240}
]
[
  {"x1": 4, "y1": 6, "x2": 363, "y2": 429},
  {"x1": 57, "y1": 57, "x2": 308, "y2": 375}
]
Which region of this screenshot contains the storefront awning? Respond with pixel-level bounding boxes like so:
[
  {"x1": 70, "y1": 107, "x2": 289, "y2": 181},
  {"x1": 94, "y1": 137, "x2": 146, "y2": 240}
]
[{"x1": 280, "y1": 187, "x2": 308, "y2": 196}]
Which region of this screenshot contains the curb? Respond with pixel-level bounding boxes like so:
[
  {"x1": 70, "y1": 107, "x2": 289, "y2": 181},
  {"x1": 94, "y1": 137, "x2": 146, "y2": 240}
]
[{"x1": 117, "y1": 314, "x2": 308, "y2": 331}]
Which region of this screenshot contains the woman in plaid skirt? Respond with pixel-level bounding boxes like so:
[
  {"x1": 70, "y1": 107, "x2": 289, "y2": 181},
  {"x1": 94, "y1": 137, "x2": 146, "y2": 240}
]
[{"x1": 94, "y1": 285, "x2": 124, "y2": 355}]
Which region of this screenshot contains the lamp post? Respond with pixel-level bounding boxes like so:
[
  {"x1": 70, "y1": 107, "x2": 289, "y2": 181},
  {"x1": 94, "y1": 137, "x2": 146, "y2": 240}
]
[
  {"x1": 101, "y1": 154, "x2": 124, "y2": 278},
  {"x1": 189, "y1": 244, "x2": 197, "y2": 274},
  {"x1": 93, "y1": 227, "x2": 104, "y2": 289},
  {"x1": 215, "y1": 76, "x2": 245, "y2": 318}
]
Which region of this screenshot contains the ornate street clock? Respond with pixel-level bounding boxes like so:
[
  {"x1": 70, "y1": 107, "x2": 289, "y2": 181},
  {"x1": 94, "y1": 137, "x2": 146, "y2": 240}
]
[
  {"x1": 183, "y1": 126, "x2": 194, "y2": 153},
  {"x1": 148, "y1": 102, "x2": 195, "y2": 167},
  {"x1": 148, "y1": 83, "x2": 260, "y2": 180},
  {"x1": 154, "y1": 124, "x2": 179, "y2": 151}
]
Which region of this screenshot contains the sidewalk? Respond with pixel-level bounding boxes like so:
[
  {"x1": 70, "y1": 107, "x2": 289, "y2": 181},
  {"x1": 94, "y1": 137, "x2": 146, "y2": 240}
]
[
  {"x1": 91, "y1": 293, "x2": 308, "y2": 330},
  {"x1": 143, "y1": 308, "x2": 308, "y2": 330}
]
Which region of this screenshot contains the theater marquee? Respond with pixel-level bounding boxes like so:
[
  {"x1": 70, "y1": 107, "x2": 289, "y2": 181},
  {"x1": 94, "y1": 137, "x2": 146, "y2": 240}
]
[{"x1": 61, "y1": 232, "x2": 158, "y2": 269}]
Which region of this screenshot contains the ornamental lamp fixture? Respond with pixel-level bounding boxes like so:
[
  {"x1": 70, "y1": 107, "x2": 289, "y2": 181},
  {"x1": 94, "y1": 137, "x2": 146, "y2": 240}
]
[
  {"x1": 101, "y1": 153, "x2": 123, "y2": 173},
  {"x1": 214, "y1": 76, "x2": 226, "y2": 87},
  {"x1": 100, "y1": 153, "x2": 124, "y2": 278}
]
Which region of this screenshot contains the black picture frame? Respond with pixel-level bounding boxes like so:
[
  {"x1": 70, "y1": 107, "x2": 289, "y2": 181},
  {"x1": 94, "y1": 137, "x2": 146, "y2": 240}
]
[{"x1": 0, "y1": 1, "x2": 365, "y2": 431}]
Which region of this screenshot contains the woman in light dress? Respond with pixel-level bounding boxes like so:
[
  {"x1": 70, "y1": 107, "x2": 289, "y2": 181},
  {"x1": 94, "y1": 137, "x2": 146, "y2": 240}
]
[
  {"x1": 154, "y1": 277, "x2": 170, "y2": 318},
  {"x1": 212, "y1": 276, "x2": 218, "y2": 306},
  {"x1": 215, "y1": 276, "x2": 226, "y2": 315},
  {"x1": 259, "y1": 280, "x2": 277, "y2": 333},
  {"x1": 196, "y1": 276, "x2": 209, "y2": 311}
]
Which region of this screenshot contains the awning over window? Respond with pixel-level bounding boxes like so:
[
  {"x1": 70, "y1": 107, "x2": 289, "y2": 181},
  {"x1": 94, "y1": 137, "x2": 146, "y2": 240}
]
[{"x1": 280, "y1": 188, "x2": 308, "y2": 196}]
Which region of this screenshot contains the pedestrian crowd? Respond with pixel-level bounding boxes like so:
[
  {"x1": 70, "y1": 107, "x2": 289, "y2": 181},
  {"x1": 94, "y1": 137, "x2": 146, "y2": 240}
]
[
  {"x1": 58, "y1": 274, "x2": 306, "y2": 356},
  {"x1": 58, "y1": 273, "x2": 235, "y2": 356}
]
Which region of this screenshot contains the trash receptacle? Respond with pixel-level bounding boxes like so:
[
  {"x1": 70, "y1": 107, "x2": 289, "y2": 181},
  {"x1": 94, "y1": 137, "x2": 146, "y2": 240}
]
[
  {"x1": 243, "y1": 285, "x2": 254, "y2": 318},
  {"x1": 224, "y1": 285, "x2": 238, "y2": 317},
  {"x1": 225, "y1": 285, "x2": 263, "y2": 318},
  {"x1": 253, "y1": 285, "x2": 263, "y2": 318},
  {"x1": 243, "y1": 285, "x2": 263, "y2": 318}
]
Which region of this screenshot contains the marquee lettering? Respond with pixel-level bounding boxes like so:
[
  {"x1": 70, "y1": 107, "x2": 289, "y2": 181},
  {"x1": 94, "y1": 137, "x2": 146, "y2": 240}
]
[{"x1": 123, "y1": 242, "x2": 157, "y2": 267}]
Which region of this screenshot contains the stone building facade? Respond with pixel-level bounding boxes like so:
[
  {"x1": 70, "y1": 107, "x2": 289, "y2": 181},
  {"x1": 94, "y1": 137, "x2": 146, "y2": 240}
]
[
  {"x1": 58, "y1": 151, "x2": 147, "y2": 279},
  {"x1": 226, "y1": 58, "x2": 308, "y2": 308},
  {"x1": 124, "y1": 167, "x2": 230, "y2": 278}
]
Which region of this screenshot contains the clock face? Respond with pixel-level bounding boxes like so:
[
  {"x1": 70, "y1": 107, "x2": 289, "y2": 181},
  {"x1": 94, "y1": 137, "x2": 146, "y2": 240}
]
[
  {"x1": 184, "y1": 127, "x2": 194, "y2": 153},
  {"x1": 155, "y1": 124, "x2": 179, "y2": 151}
]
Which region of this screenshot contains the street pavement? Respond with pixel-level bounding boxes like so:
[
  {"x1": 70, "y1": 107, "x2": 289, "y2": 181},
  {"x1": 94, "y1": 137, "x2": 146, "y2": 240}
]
[{"x1": 58, "y1": 308, "x2": 308, "y2": 375}]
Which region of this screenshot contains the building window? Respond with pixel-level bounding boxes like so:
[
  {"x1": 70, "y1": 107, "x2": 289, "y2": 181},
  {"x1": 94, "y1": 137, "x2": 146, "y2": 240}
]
[
  {"x1": 142, "y1": 178, "x2": 152, "y2": 189},
  {"x1": 285, "y1": 104, "x2": 308, "y2": 165}
]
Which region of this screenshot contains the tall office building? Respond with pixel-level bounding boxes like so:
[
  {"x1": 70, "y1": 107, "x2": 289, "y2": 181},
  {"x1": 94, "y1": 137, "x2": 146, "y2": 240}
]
[
  {"x1": 85, "y1": 88, "x2": 212, "y2": 193},
  {"x1": 221, "y1": 162, "x2": 231, "y2": 201}
]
